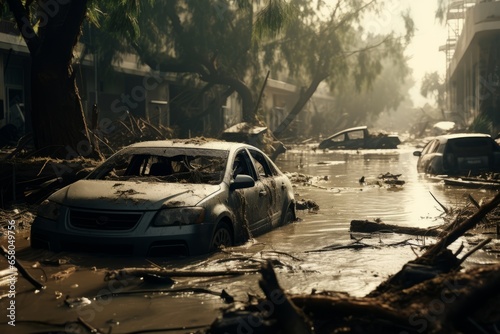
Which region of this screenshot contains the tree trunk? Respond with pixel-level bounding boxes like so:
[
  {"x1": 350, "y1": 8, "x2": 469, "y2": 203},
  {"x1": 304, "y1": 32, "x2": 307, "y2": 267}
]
[
  {"x1": 273, "y1": 75, "x2": 326, "y2": 138},
  {"x1": 7, "y1": 0, "x2": 101, "y2": 159},
  {"x1": 210, "y1": 75, "x2": 256, "y2": 123},
  {"x1": 31, "y1": 61, "x2": 95, "y2": 159}
]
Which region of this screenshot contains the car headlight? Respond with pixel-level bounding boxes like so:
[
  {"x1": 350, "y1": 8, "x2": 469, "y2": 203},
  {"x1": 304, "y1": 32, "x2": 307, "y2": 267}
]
[
  {"x1": 152, "y1": 207, "x2": 205, "y2": 226},
  {"x1": 37, "y1": 200, "x2": 61, "y2": 221}
]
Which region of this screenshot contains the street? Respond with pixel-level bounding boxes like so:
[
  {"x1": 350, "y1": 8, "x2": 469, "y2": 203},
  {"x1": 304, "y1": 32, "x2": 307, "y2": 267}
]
[{"x1": 1, "y1": 143, "x2": 499, "y2": 333}]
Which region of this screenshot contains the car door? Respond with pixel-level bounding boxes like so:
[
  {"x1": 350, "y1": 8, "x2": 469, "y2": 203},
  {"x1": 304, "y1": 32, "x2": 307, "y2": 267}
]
[
  {"x1": 229, "y1": 149, "x2": 271, "y2": 237},
  {"x1": 248, "y1": 148, "x2": 284, "y2": 228},
  {"x1": 417, "y1": 139, "x2": 439, "y2": 173}
]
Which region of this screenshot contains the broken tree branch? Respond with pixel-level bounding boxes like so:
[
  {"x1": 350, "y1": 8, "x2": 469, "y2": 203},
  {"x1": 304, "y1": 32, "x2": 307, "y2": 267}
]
[
  {"x1": 457, "y1": 238, "x2": 492, "y2": 266},
  {"x1": 105, "y1": 268, "x2": 259, "y2": 281},
  {"x1": 0, "y1": 245, "x2": 45, "y2": 291},
  {"x1": 429, "y1": 191, "x2": 449, "y2": 214},
  {"x1": 369, "y1": 192, "x2": 500, "y2": 297},
  {"x1": 96, "y1": 287, "x2": 235, "y2": 303},
  {"x1": 258, "y1": 260, "x2": 314, "y2": 334},
  {"x1": 419, "y1": 191, "x2": 500, "y2": 262}
]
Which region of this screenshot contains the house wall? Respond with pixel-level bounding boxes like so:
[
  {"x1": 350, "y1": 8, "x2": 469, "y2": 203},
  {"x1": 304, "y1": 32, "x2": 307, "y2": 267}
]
[
  {"x1": 223, "y1": 93, "x2": 242, "y2": 129},
  {"x1": 263, "y1": 79, "x2": 334, "y2": 139},
  {"x1": 0, "y1": 30, "x2": 30, "y2": 136},
  {"x1": 0, "y1": 27, "x2": 334, "y2": 142},
  {"x1": 448, "y1": 1, "x2": 500, "y2": 132},
  {"x1": 0, "y1": 32, "x2": 173, "y2": 142}
]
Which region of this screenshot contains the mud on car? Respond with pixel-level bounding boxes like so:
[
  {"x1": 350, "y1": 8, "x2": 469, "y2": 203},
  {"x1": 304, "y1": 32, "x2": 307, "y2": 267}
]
[{"x1": 31, "y1": 139, "x2": 296, "y2": 256}]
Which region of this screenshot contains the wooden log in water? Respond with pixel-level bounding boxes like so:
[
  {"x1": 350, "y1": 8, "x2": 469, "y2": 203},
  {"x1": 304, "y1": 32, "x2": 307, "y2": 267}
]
[{"x1": 350, "y1": 220, "x2": 442, "y2": 237}]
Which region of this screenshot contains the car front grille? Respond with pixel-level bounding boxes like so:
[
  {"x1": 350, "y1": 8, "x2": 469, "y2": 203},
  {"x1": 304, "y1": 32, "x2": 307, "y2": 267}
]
[{"x1": 69, "y1": 210, "x2": 142, "y2": 231}]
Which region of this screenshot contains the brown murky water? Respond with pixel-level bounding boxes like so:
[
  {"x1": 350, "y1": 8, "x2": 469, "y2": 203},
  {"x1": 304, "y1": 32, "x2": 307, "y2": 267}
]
[{"x1": 2, "y1": 143, "x2": 499, "y2": 333}]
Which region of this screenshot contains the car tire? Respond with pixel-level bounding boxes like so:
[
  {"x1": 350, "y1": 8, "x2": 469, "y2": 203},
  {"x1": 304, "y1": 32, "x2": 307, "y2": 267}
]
[{"x1": 210, "y1": 223, "x2": 233, "y2": 251}]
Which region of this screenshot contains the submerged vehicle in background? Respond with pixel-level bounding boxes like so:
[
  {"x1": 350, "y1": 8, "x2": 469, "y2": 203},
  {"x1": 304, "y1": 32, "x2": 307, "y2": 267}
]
[
  {"x1": 318, "y1": 126, "x2": 400, "y2": 150},
  {"x1": 31, "y1": 139, "x2": 296, "y2": 257},
  {"x1": 413, "y1": 133, "x2": 500, "y2": 176}
]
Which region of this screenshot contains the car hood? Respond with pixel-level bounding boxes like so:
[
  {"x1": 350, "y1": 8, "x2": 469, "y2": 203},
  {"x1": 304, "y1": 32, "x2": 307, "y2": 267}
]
[{"x1": 49, "y1": 180, "x2": 221, "y2": 211}]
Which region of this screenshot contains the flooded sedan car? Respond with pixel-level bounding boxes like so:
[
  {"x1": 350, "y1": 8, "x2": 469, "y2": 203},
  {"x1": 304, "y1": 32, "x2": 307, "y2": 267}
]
[
  {"x1": 318, "y1": 126, "x2": 400, "y2": 150},
  {"x1": 31, "y1": 139, "x2": 296, "y2": 256},
  {"x1": 412, "y1": 133, "x2": 500, "y2": 176}
]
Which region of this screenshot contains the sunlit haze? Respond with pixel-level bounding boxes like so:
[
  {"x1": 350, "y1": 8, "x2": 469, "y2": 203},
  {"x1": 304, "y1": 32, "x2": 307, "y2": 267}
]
[
  {"x1": 404, "y1": 1, "x2": 448, "y2": 107},
  {"x1": 335, "y1": 0, "x2": 448, "y2": 107}
]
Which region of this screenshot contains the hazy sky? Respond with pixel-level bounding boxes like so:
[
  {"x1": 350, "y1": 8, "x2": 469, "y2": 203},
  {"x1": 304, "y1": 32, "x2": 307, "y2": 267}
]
[
  {"x1": 404, "y1": 1, "x2": 448, "y2": 106},
  {"x1": 354, "y1": 0, "x2": 448, "y2": 106}
]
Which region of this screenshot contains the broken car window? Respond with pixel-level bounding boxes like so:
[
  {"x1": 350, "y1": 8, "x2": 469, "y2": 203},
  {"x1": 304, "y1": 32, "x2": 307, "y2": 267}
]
[
  {"x1": 232, "y1": 150, "x2": 257, "y2": 180},
  {"x1": 87, "y1": 147, "x2": 228, "y2": 184},
  {"x1": 249, "y1": 149, "x2": 275, "y2": 177}
]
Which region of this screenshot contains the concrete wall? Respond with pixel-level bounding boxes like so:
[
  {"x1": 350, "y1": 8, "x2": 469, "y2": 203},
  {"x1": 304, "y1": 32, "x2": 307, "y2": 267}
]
[{"x1": 448, "y1": 1, "x2": 500, "y2": 131}]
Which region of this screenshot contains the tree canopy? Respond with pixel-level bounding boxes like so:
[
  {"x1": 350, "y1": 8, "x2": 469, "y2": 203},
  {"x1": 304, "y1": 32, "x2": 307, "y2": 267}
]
[
  {"x1": 420, "y1": 71, "x2": 445, "y2": 109},
  {"x1": 269, "y1": 0, "x2": 414, "y2": 136},
  {"x1": 0, "y1": 0, "x2": 416, "y2": 156}
]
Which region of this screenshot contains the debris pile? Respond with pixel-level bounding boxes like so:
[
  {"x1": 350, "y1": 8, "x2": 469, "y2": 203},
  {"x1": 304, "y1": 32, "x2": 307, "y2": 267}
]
[
  {"x1": 0, "y1": 157, "x2": 98, "y2": 208},
  {"x1": 94, "y1": 113, "x2": 174, "y2": 155},
  {"x1": 207, "y1": 193, "x2": 500, "y2": 333},
  {"x1": 359, "y1": 172, "x2": 405, "y2": 188}
]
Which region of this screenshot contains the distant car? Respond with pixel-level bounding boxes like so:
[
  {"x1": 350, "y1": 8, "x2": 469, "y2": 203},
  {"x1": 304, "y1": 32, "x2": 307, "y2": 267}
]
[
  {"x1": 318, "y1": 126, "x2": 400, "y2": 150},
  {"x1": 31, "y1": 139, "x2": 296, "y2": 256},
  {"x1": 412, "y1": 133, "x2": 500, "y2": 176}
]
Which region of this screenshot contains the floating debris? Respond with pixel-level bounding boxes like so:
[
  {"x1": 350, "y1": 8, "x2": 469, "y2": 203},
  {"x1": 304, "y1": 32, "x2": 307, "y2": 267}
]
[{"x1": 65, "y1": 296, "x2": 91, "y2": 308}]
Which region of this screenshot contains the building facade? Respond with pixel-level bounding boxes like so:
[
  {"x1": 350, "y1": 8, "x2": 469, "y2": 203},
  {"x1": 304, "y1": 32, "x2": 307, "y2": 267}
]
[
  {"x1": 0, "y1": 22, "x2": 333, "y2": 145},
  {"x1": 446, "y1": 0, "x2": 500, "y2": 133}
]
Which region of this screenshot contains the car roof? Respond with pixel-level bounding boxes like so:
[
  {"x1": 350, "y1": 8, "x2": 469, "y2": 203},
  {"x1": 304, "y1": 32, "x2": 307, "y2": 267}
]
[
  {"x1": 436, "y1": 133, "x2": 492, "y2": 141},
  {"x1": 324, "y1": 126, "x2": 368, "y2": 140},
  {"x1": 126, "y1": 138, "x2": 254, "y2": 152}
]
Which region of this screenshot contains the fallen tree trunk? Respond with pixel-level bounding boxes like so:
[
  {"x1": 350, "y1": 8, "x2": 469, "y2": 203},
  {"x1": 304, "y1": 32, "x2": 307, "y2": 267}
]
[{"x1": 350, "y1": 220, "x2": 442, "y2": 237}]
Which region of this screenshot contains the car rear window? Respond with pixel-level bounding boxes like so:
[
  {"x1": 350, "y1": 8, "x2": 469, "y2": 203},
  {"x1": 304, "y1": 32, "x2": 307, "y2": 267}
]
[{"x1": 447, "y1": 137, "x2": 497, "y2": 156}]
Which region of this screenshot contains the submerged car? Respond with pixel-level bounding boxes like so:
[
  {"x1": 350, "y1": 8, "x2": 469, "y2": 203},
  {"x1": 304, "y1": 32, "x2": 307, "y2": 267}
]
[
  {"x1": 412, "y1": 133, "x2": 500, "y2": 176},
  {"x1": 31, "y1": 139, "x2": 296, "y2": 256},
  {"x1": 318, "y1": 126, "x2": 400, "y2": 150}
]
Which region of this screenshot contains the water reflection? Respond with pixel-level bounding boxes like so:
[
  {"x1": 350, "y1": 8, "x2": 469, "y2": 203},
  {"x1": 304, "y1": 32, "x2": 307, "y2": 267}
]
[
  {"x1": 10, "y1": 145, "x2": 500, "y2": 333},
  {"x1": 73, "y1": 145, "x2": 498, "y2": 300},
  {"x1": 247, "y1": 144, "x2": 499, "y2": 296}
]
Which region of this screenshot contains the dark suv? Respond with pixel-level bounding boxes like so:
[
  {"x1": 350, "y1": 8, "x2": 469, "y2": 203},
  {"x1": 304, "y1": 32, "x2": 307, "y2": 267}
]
[{"x1": 413, "y1": 133, "x2": 500, "y2": 176}]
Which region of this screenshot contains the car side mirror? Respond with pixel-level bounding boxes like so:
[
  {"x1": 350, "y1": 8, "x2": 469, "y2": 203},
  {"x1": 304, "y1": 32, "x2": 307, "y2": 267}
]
[
  {"x1": 230, "y1": 174, "x2": 255, "y2": 190},
  {"x1": 413, "y1": 151, "x2": 421, "y2": 157}
]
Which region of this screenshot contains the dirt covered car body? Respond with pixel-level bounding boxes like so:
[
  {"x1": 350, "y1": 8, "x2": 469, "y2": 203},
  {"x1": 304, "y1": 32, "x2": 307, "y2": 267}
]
[
  {"x1": 318, "y1": 126, "x2": 400, "y2": 150},
  {"x1": 413, "y1": 133, "x2": 500, "y2": 176},
  {"x1": 31, "y1": 139, "x2": 296, "y2": 256}
]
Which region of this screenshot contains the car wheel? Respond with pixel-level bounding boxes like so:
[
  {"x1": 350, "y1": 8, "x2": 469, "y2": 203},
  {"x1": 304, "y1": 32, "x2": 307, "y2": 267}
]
[
  {"x1": 281, "y1": 207, "x2": 295, "y2": 226},
  {"x1": 210, "y1": 223, "x2": 233, "y2": 251}
]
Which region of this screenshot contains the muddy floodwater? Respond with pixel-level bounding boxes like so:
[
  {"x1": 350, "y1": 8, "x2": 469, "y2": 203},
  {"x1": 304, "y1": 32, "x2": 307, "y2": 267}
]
[{"x1": 2, "y1": 143, "x2": 500, "y2": 333}]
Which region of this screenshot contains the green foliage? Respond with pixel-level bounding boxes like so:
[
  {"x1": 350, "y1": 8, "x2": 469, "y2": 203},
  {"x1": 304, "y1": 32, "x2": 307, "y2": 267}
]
[
  {"x1": 420, "y1": 71, "x2": 445, "y2": 108},
  {"x1": 435, "y1": 0, "x2": 448, "y2": 24},
  {"x1": 254, "y1": 0, "x2": 298, "y2": 40},
  {"x1": 468, "y1": 113, "x2": 492, "y2": 134},
  {"x1": 273, "y1": 0, "x2": 413, "y2": 127}
]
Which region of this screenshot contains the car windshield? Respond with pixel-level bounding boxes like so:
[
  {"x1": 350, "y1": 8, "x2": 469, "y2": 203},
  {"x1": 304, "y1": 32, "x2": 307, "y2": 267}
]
[{"x1": 87, "y1": 147, "x2": 229, "y2": 184}]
